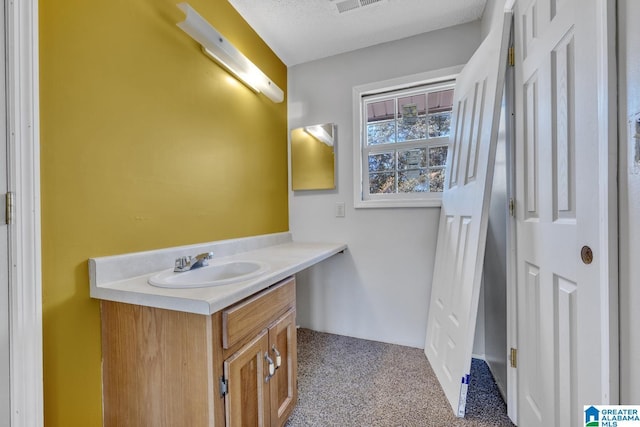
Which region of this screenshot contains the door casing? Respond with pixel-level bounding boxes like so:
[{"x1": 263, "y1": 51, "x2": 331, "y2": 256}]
[{"x1": 4, "y1": 0, "x2": 43, "y2": 426}]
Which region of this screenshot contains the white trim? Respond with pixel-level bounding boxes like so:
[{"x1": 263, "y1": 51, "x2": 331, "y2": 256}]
[
  {"x1": 6, "y1": 0, "x2": 43, "y2": 426},
  {"x1": 352, "y1": 198, "x2": 442, "y2": 209},
  {"x1": 503, "y1": 26, "x2": 519, "y2": 423},
  {"x1": 595, "y1": 0, "x2": 619, "y2": 405},
  {"x1": 352, "y1": 65, "x2": 463, "y2": 209}
]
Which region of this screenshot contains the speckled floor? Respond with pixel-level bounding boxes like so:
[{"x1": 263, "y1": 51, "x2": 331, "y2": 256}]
[{"x1": 285, "y1": 328, "x2": 514, "y2": 427}]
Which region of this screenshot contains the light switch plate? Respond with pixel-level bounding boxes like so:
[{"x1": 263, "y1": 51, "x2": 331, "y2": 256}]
[{"x1": 335, "y1": 202, "x2": 345, "y2": 218}]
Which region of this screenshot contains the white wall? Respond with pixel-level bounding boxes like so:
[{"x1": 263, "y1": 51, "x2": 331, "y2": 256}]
[
  {"x1": 618, "y1": 0, "x2": 640, "y2": 404},
  {"x1": 470, "y1": 92, "x2": 508, "y2": 397},
  {"x1": 481, "y1": 0, "x2": 507, "y2": 39},
  {"x1": 472, "y1": 284, "x2": 486, "y2": 357},
  {"x1": 481, "y1": 93, "x2": 509, "y2": 397},
  {"x1": 289, "y1": 21, "x2": 482, "y2": 348},
  {"x1": 475, "y1": 0, "x2": 511, "y2": 395}
]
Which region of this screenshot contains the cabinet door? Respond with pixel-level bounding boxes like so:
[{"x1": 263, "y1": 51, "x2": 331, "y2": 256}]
[
  {"x1": 268, "y1": 310, "x2": 297, "y2": 427},
  {"x1": 224, "y1": 329, "x2": 270, "y2": 427}
]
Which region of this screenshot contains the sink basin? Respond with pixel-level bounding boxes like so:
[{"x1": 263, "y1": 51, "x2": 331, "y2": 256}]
[{"x1": 148, "y1": 260, "x2": 269, "y2": 288}]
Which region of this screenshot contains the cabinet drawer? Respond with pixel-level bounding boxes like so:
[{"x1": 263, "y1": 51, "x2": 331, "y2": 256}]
[{"x1": 222, "y1": 277, "x2": 295, "y2": 349}]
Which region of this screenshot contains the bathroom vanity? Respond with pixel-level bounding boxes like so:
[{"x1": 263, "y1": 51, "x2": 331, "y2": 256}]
[{"x1": 89, "y1": 233, "x2": 346, "y2": 427}]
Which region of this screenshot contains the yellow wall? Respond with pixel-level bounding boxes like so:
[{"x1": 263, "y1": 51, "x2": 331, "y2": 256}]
[{"x1": 39, "y1": 0, "x2": 287, "y2": 425}]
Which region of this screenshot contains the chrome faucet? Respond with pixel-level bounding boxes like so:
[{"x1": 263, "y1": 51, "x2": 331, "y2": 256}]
[{"x1": 174, "y1": 251, "x2": 214, "y2": 272}]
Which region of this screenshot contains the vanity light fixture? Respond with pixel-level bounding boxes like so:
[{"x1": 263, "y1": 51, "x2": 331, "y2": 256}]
[
  {"x1": 176, "y1": 2, "x2": 284, "y2": 103},
  {"x1": 304, "y1": 125, "x2": 334, "y2": 147}
]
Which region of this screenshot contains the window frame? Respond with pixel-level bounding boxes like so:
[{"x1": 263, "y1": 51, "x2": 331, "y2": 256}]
[{"x1": 352, "y1": 65, "x2": 462, "y2": 208}]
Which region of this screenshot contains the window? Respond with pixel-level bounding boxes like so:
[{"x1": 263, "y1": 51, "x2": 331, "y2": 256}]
[{"x1": 353, "y1": 68, "x2": 459, "y2": 208}]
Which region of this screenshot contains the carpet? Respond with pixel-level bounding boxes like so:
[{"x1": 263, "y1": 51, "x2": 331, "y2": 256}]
[{"x1": 285, "y1": 328, "x2": 514, "y2": 427}]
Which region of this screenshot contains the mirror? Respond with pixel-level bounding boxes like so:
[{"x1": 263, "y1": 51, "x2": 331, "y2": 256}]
[{"x1": 290, "y1": 123, "x2": 336, "y2": 190}]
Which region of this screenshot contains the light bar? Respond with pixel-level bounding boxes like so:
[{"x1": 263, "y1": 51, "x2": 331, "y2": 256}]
[{"x1": 176, "y1": 3, "x2": 284, "y2": 103}]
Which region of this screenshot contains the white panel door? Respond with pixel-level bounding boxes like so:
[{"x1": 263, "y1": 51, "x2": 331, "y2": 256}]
[
  {"x1": 514, "y1": 0, "x2": 613, "y2": 425},
  {"x1": 0, "y1": 148, "x2": 8, "y2": 427},
  {"x1": 0, "y1": 0, "x2": 10, "y2": 423},
  {"x1": 424, "y1": 10, "x2": 512, "y2": 417}
]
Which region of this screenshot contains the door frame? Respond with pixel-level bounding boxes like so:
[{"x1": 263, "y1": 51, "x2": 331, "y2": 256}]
[
  {"x1": 5, "y1": 0, "x2": 43, "y2": 426},
  {"x1": 594, "y1": 0, "x2": 619, "y2": 405},
  {"x1": 505, "y1": 0, "x2": 619, "y2": 419},
  {"x1": 504, "y1": 20, "x2": 518, "y2": 423}
]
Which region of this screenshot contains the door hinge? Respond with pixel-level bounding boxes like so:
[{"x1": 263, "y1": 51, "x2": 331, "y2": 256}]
[
  {"x1": 508, "y1": 46, "x2": 515, "y2": 67},
  {"x1": 219, "y1": 376, "x2": 228, "y2": 397},
  {"x1": 508, "y1": 198, "x2": 515, "y2": 217},
  {"x1": 510, "y1": 347, "x2": 518, "y2": 368},
  {"x1": 5, "y1": 192, "x2": 14, "y2": 225}
]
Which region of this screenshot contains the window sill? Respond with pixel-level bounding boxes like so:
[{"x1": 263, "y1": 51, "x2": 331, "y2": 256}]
[{"x1": 354, "y1": 197, "x2": 442, "y2": 209}]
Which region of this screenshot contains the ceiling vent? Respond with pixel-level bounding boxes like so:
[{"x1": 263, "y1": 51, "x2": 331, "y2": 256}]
[
  {"x1": 334, "y1": 0, "x2": 385, "y2": 14},
  {"x1": 335, "y1": 0, "x2": 359, "y2": 13},
  {"x1": 359, "y1": 0, "x2": 384, "y2": 6}
]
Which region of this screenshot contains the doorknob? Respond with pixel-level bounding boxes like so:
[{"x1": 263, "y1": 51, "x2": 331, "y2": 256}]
[{"x1": 581, "y1": 246, "x2": 593, "y2": 264}]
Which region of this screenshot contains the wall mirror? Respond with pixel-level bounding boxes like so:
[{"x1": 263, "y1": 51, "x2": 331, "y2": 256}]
[{"x1": 290, "y1": 123, "x2": 336, "y2": 190}]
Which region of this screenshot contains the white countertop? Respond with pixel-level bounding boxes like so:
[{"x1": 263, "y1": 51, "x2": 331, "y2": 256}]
[{"x1": 89, "y1": 232, "x2": 347, "y2": 315}]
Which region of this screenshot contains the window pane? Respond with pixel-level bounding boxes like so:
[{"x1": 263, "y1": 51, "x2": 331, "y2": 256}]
[
  {"x1": 367, "y1": 99, "x2": 395, "y2": 121},
  {"x1": 370, "y1": 172, "x2": 395, "y2": 194},
  {"x1": 398, "y1": 169, "x2": 429, "y2": 193},
  {"x1": 398, "y1": 115, "x2": 426, "y2": 142},
  {"x1": 367, "y1": 99, "x2": 396, "y2": 145},
  {"x1": 427, "y1": 89, "x2": 454, "y2": 138},
  {"x1": 428, "y1": 89, "x2": 454, "y2": 114},
  {"x1": 399, "y1": 94, "x2": 427, "y2": 118},
  {"x1": 428, "y1": 112, "x2": 452, "y2": 137},
  {"x1": 398, "y1": 148, "x2": 426, "y2": 170},
  {"x1": 429, "y1": 146, "x2": 448, "y2": 167},
  {"x1": 398, "y1": 94, "x2": 427, "y2": 142},
  {"x1": 429, "y1": 168, "x2": 446, "y2": 192},
  {"x1": 368, "y1": 152, "x2": 395, "y2": 172},
  {"x1": 367, "y1": 121, "x2": 396, "y2": 145}
]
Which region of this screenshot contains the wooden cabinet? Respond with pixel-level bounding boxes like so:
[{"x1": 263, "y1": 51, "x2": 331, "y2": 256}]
[
  {"x1": 223, "y1": 329, "x2": 270, "y2": 426},
  {"x1": 267, "y1": 309, "x2": 297, "y2": 427},
  {"x1": 100, "y1": 276, "x2": 297, "y2": 427},
  {"x1": 222, "y1": 309, "x2": 297, "y2": 427}
]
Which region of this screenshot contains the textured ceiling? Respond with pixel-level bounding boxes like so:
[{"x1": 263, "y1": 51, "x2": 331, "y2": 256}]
[{"x1": 228, "y1": 0, "x2": 488, "y2": 66}]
